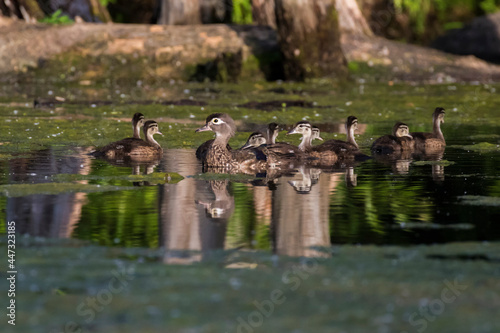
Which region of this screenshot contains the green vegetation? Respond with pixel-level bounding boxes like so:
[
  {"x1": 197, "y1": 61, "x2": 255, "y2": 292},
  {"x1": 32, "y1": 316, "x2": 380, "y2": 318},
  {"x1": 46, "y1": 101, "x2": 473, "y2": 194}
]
[
  {"x1": 231, "y1": 0, "x2": 253, "y2": 24},
  {"x1": 39, "y1": 9, "x2": 74, "y2": 25},
  {"x1": 394, "y1": 0, "x2": 500, "y2": 41}
]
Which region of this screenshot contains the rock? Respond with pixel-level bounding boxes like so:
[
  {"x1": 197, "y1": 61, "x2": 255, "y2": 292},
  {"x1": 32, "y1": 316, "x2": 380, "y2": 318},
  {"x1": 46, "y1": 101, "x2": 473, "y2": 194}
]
[
  {"x1": 2, "y1": 20, "x2": 500, "y2": 83},
  {"x1": 0, "y1": 22, "x2": 282, "y2": 82},
  {"x1": 432, "y1": 12, "x2": 500, "y2": 64},
  {"x1": 342, "y1": 33, "x2": 500, "y2": 82}
]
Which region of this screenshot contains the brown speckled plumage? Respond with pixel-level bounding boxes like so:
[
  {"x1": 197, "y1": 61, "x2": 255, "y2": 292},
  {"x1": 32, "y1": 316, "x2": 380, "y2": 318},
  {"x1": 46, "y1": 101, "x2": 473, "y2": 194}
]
[
  {"x1": 410, "y1": 107, "x2": 446, "y2": 150},
  {"x1": 94, "y1": 120, "x2": 163, "y2": 158},
  {"x1": 288, "y1": 117, "x2": 369, "y2": 164},
  {"x1": 372, "y1": 122, "x2": 414, "y2": 154},
  {"x1": 196, "y1": 113, "x2": 287, "y2": 173}
]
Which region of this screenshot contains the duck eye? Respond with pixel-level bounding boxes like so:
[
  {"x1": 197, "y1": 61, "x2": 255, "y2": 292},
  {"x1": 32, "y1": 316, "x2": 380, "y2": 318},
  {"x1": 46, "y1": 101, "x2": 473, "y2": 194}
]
[{"x1": 212, "y1": 118, "x2": 220, "y2": 124}]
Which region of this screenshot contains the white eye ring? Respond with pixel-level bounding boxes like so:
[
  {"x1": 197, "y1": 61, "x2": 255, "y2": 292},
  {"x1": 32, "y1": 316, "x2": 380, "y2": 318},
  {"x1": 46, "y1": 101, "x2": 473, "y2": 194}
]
[{"x1": 212, "y1": 118, "x2": 225, "y2": 124}]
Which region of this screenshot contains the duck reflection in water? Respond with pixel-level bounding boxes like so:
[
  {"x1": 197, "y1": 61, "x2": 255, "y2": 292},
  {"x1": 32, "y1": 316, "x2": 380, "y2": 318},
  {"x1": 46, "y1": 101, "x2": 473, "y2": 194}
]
[
  {"x1": 196, "y1": 180, "x2": 235, "y2": 220},
  {"x1": 288, "y1": 166, "x2": 321, "y2": 193}
]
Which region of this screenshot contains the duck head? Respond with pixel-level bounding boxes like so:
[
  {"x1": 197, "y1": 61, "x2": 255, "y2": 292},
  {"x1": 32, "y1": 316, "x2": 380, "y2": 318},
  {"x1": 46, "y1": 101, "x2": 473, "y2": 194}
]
[
  {"x1": 393, "y1": 122, "x2": 413, "y2": 139},
  {"x1": 143, "y1": 120, "x2": 163, "y2": 146},
  {"x1": 241, "y1": 132, "x2": 267, "y2": 149},
  {"x1": 196, "y1": 113, "x2": 236, "y2": 140},
  {"x1": 433, "y1": 107, "x2": 446, "y2": 124},
  {"x1": 132, "y1": 112, "x2": 145, "y2": 139},
  {"x1": 287, "y1": 121, "x2": 312, "y2": 136},
  {"x1": 311, "y1": 126, "x2": 324, "y2": 141}
]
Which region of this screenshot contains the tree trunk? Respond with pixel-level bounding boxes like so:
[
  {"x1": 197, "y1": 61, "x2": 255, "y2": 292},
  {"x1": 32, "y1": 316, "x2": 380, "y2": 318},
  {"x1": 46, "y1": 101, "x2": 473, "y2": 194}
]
[
  {"x1": 200, "y1": 0, "x2": 231, "y2": 24},
  {"x1": 335, "y1": 0, "x2": 372, "y2": 36},
  {"x1": 275, "y1": 0, "x2": 347, "y2": 81},
  {"x1": 157, "y1": 0, "x2": 201, "y2": 25},
  {"x1": 1, "y1": 0, "x2": 44, "y2": 21},
  {"x1": 252, "y1": 0, "x2": 276, "y2": 28}
]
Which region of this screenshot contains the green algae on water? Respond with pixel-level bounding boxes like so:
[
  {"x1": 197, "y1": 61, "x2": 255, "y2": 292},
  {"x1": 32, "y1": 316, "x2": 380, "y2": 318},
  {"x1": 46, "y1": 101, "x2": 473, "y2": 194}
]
[
  {"x1": 52, "y1": 172, "x2": 184, "y2": 184},
  {"x1": 454, "y1": 142, "x2": 500, "y2": 152},
  {"x1": 0, "y1": 183, "x2": 138, "y2": 197},
  {"x1": 458, "y1": 195, "x2": 500, "y2": 206}
]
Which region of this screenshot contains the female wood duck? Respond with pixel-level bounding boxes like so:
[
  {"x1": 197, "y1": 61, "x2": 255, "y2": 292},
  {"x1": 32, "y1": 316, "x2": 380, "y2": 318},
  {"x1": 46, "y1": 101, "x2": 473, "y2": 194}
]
[
  {"x1": 196, "y1": 113, "x2": 300, "y2": 172},
  {"x1": 196, "y1": 113, "x2": 267, "y2": 171},
  {"x1": 410, "y1": 107, "x2": 446, "y2": 149},
  {"x1": 371, "y1": 122, "x2": 414, "y2": 154},
  {"x1": 94, "y1": 120, "x2": 163, "y2": 158},
  {"x1": 196, "y1": 122, "x2": 279, "y2": 160}
]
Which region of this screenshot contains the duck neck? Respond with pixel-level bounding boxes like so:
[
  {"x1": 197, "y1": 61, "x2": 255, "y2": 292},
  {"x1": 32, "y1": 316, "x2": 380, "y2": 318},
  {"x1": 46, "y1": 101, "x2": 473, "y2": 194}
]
[
  {"x1": 346, "y1": 125, "x2": 358, "y2": 148},
  {"x1": 213, "y1": 132, "x2": 230, "y2": 149},
  {"x1": 433, "y1": 117, "x2": 445, "y2": 142},
  {"x1": 268, "y1": 130, "x2": 278, "y2": 145},
  {"x1": 298, "y1": 131, "x2": 313, "y2": 152},
  {"x1": 133, "y1": 124, "x2": 141, "y2": 139},
  {"x1": 145, "y1": 132, "x2": 160, "y2": 147}
]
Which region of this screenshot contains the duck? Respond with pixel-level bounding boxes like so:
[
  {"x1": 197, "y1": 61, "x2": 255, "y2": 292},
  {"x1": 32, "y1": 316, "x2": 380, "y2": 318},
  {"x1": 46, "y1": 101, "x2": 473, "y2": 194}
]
[
  {"x1": 196, "y1": 122, "x2": 279, "y2": 160},
  {"x1": 265, "y1": 122, "x2": 280, "y2": 144},
  {"x1": 410, "y1": 107, "x2": 446, "y2": 149},
  {"x1": 131, "y1": 112, "x2": 145, "y2": 139},
  {"x1": 196, "y1": 113, "x2": 299, "y2": 173},
  {"x1": 321, "y1": 116, "x2": 370, "y2": 161},
  {"x1": 287, "y1": 121, "x2": 338, "y2": 164},
  {"x1": 241, "y1": 130, "x2": 306, "y2": 164},
  {"x1": 312, "y1": 126, "x2": 324, "y2": 142},
  {"x1": 93, "y1": 120, "x2": 163, "y2": 158},
  {"x1": 240, "y1": 132, "x2": 267, "y2": 149},
  {"x1": 289, "y1": 116, "x2": 370, "y2": 163},
  {"x1": 371, "y1": 122, "x2": 414, "y2": 154}
]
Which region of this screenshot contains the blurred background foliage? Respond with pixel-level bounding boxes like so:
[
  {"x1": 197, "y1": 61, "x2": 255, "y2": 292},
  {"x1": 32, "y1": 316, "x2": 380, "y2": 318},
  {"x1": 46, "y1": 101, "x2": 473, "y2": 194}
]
[
  {"x1": 391, "y1": 0, "x2": 500, "y2": 43},
  {"x1": 2, "y1": 0, "x2": 500, "y2": 45}
]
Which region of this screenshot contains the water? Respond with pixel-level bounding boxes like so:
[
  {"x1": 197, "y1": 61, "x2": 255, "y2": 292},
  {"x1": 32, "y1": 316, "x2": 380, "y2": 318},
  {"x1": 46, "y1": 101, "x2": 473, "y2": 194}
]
[{"x1": 1, "y1": 81, "x2": 500, "y2": 259}]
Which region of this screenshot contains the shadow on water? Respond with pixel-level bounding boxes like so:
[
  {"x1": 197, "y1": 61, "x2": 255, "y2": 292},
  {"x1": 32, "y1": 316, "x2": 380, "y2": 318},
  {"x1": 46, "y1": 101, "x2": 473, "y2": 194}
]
[{"x1": 3, "y1": 141, "x2": 500, "y2": 263}]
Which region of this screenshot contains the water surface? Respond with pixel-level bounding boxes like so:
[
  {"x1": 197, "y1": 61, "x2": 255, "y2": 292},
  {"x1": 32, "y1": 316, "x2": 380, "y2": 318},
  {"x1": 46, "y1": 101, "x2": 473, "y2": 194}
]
[{"x1": 1, "y1": 81, "x2": 500, "y2": 259}]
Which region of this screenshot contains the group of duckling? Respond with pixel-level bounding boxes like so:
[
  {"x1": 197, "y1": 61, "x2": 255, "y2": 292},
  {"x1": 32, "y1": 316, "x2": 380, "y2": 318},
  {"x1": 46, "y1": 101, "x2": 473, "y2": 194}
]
[
  {"x1": 193, "y1": 107, "x2": 445, "y2": 173},
  {"x1": 92, "y1": 113, "x2": 163, "y2": 158},
  {"x1": 92, "y1": 107, "x2": 446, "y2": 174}
]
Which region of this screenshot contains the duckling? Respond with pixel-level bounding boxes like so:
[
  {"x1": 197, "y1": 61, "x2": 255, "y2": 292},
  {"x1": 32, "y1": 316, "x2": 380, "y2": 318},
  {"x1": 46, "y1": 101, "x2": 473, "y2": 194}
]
[
  {"x1": 240, "y1": 132, "x2": 267, "y2": 149},
  {"x1": 371, "y1": 122, "x2": 414, "y2": 154},
  {"x1": 322, "y1": 116, "x2": 370, "y2": 161},
  {"x1": 287, "y1": 121, "x2": 338, "y2": 164},
  {"x1": 91, "y1": 112, "x2": 143, "y2": 157},
  {"x1": 265, "y1": 122, "x2": 280, "y2": 144},
  {"x1": 131, "y1": 112, "x2": 145, "y2": 139},
  {"x1": 312, "y1": 126, "x2": 324, "y2": 142},
  {"x1": 410, "y1": 107, "x2": 446, "y2": 149},
  {"x1": 94, "y1": 120, "x2": 163, "y2": 158},
  {"x1": 241, "y1": 130, "x2": 305, "y2": 165}
]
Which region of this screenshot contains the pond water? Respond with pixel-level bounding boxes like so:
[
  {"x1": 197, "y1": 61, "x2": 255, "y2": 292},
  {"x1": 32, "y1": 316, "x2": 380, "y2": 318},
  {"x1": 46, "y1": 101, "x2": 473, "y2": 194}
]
[{"x1": 1, "y1": 80, "x2": 500, "y2": 260}]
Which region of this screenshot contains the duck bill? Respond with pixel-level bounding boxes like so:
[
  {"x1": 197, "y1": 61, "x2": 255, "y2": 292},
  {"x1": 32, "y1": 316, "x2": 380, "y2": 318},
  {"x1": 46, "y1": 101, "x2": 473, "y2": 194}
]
[
  {"x1": 317, "y1": 136, "x2": 324, "y2": 141},
  {"x1": 240, "y1": 142, "x2": 252, "y2": 150},
  {"x1": 404, "y1": 134, "x2": 413, "y2": 139},
  {"x1": 286, "y1": 128, "x2": 298, "y2": 135},
  {"x1": 157, "y1": 131, "x2": 164, "y2": 136},
  {"x1": 196, "y1": 124, "x2": 211, "y2": 133}
]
